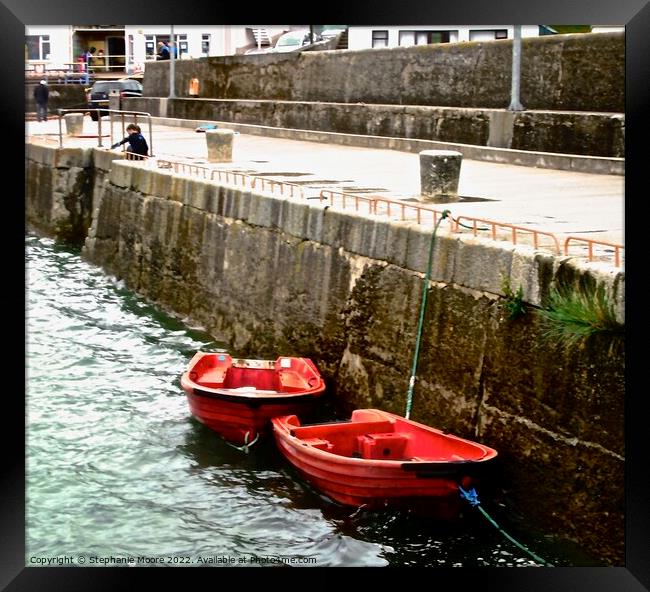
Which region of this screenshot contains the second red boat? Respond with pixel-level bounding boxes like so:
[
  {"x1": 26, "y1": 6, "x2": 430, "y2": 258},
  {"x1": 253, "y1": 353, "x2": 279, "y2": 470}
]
[{"x1": 272, "y1": 408, "x2": 498, "y2": 518}]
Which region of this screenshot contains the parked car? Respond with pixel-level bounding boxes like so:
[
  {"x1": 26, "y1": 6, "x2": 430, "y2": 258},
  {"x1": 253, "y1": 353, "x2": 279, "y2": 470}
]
[
  {"x1": 270, "y1": 29, "x2": 318, "y2": 53},
  {"x1": 86, "y1": 78, "x2": 143, "y2": 120},
  {"x1": 320, "y1": 26, "x2": 346, "y2": 39}
]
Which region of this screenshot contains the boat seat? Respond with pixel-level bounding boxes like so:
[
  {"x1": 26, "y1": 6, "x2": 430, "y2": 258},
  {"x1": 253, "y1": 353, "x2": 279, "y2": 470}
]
[
  {"x1": 196, "y1": 367, "x2": 226, "y2": 387},
  {"x1": 278, "y1": 371, "x2": 309, "y2": 392},
  {"x1": 291, "y1": 420, "x2": 394, "y2": 440},
  {"x1": 357, "y1": 432, "x2": 410, "y2": 460}
]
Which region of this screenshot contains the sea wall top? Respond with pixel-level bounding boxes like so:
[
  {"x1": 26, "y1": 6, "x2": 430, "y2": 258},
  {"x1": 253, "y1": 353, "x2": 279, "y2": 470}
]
[{"x1": 142, "y1": 32, "x2": 624, "y2": 113}]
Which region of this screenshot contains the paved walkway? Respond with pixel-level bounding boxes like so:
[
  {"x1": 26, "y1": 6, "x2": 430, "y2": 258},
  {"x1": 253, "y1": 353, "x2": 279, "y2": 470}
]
[{"x1": 26, "y1": 116, "x2": 624, "y2": 262}]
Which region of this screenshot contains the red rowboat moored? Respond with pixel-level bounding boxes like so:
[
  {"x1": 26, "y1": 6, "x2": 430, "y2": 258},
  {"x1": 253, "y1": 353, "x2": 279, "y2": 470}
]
[
  {"x1": 272, "y1": 408, "x2": 498, "y2": 519},
  {"x1": 180, "y1": 352, "x2": 326, "y2": 446}
]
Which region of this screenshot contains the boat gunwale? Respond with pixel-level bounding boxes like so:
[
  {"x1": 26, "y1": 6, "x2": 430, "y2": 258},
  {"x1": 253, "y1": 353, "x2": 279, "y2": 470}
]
[
  {"x1": 274, "y1": 430, "x2": 497, "y2": 468},
  {"x1": 271, "y1": 410, "x2": 498, "y2": 468},
  {"x1": 187, "y1": 382, "x2": 325, "y2": 404}
]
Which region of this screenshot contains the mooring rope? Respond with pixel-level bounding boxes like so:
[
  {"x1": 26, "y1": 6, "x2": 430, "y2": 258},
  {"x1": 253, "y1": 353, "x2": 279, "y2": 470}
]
[
  {"x1": 459, "y1": 485, "x2": 553, "y2": 566},
  {"x1": 404, "y1": 210, "x2": 450, "y2": 420},
  {"x1": 224, "y1": 430, "x2": 260, "y2": 454}
]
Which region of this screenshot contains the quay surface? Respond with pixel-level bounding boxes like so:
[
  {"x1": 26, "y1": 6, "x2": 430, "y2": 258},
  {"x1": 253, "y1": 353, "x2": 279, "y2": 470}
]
[{"x1": 26, "y1": 115, "x2": 624, "y2": 250}]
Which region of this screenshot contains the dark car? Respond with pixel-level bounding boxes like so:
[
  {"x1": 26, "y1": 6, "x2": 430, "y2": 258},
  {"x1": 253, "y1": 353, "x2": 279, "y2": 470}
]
[{"x1": 86, "y1": 78, "x2": 143, "y2": 120}]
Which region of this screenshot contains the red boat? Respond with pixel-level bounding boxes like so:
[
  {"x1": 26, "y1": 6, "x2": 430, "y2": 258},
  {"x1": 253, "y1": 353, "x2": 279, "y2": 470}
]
[
  {"x1": 272, "y1": 408, "x2": 498, "y2": 518},
  {"x1": 180, "y1": 352, "x2": 326, "y2": 446}
]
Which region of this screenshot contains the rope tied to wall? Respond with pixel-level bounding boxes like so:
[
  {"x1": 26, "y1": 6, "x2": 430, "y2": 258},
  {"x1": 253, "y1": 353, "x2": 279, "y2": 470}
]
[
  {"x1": 404, "y1": 209, "x2": 450, "y2": 420},
  {"x1": 458, "y1": 485, "x2": 553, "y2": 566}
]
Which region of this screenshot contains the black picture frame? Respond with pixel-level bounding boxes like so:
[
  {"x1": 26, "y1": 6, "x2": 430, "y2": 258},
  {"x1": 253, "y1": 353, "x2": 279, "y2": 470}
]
[{"x1": 9, "y1": 0, "x2": 647, "y2": 589}]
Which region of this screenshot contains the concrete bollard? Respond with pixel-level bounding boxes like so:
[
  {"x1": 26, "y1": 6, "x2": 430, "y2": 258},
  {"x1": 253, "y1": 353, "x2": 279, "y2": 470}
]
[
  {"x1": 419, "y1": 150, "x2": 463, "y2": 202},
  {"x1": 206, "y1": 129, "x2": 234, "y2": 163},
  {"x1": 109, "y1": 89, "x2": 120, "y2": 112},
  {"x1": 64, "y1": 114, "x2": 84, "y2": 136}
]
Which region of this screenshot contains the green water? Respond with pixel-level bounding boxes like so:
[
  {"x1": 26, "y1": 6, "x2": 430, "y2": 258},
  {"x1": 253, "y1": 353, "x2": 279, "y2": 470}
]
[{"x1": 25, "y1": 234, "x2": 575, "y2": 568}]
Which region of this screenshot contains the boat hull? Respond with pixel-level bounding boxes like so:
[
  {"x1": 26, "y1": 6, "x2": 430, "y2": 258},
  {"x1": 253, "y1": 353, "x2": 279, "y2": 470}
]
[
  {"x1": 181, "y1": 353, "x2": 325, "y2": 446},
  {"x1": 272, "y1": 409, "x2": 497, "y2": 518},
  {"x1": 185, "y1": 388, "x2": 322, "y2": 445}
]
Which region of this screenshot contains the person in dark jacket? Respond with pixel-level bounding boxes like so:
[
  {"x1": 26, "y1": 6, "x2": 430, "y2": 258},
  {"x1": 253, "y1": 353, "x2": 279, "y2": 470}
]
[
  {"x1": 110, "y1": 124, "x2": 149, "y2": 160},
  {"x1": 33, "y1": 80, "x2": 49, "y2": 122},
  {"x1": 157, "y1": 41, "x2": 170, "y2": 60}
]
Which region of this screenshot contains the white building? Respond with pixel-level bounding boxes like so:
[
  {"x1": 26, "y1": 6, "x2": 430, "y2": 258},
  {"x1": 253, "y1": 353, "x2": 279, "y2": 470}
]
[
  {"x1": 25, "y1": 26, "x2": 294, "y2": 75},
  {"x1": 25, "y1": 25, "x2": 564, "y2": 77},
  {"x1": 347, "y1": 25, "x2": 543, "y2": 50}
]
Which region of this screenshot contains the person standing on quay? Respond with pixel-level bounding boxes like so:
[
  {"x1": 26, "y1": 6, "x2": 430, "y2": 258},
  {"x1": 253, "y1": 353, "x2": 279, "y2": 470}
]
[{"x1": 33, "y1": 80, "x2": 49, "y2": 122}]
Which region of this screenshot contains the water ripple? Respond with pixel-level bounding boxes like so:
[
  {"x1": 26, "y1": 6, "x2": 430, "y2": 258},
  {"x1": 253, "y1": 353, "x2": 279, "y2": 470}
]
[{"x1": 25, "y1": 234, "x2": 569, "y2": 567}]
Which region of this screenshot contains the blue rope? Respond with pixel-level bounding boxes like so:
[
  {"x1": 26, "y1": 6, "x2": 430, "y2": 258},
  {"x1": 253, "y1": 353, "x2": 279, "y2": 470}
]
[{"x1": 459, "y1": 486, "x2": 552, "y2": 566}]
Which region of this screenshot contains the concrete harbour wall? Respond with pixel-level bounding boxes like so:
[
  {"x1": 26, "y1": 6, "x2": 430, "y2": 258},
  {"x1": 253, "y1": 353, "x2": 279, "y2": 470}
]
[
  {"x1": 143, "y1": 33, "x2": 624, "y2": 112},
  {"x1": 127, "y1": 98, "x2": 625, "y2": 159},
  {"x1": 131, "y1": 32, "x2": 624, "y2": 158},
  {"x1": 25, "y1": 142, "x2": 625, "y2": 565}
]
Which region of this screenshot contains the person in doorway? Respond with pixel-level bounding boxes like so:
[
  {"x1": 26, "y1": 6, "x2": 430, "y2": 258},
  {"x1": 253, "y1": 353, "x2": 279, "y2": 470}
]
[
  {"x1": 33, "y1": 79, "x2": 49, "y2": 122},
  {"x1": 110, "y1": 123, "x2": 149, "y2": 160},
  {"x1": 81, "y1": 47, "x2": 94, "y2": 82},
  {"x1": 82, "y1": 47, "x2": 94, "y2": 67},
  {"x1": 95, "y1": 48, "x2": 108, "y2": 72}
]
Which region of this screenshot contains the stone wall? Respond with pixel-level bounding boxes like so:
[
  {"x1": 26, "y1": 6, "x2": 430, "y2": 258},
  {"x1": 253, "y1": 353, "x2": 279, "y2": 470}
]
[
  {"x1": 129, "y1": 32, "x2": 624, "y2": 158},
  {"x1": 143, "y1": 32, "x2": 624, "y2": 112},
  {"x1": 127, "y1": 98, "x2": 625, "y2": 158},
  {"x1": 26, "y1": 144, "x2": 123, "y2": 242},
  {"x1": 26, "y1": 143, "x2": 626, "y2": 565}
]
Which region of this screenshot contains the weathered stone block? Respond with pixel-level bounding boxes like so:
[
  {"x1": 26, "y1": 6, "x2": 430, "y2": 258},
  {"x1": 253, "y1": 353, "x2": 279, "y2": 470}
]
[
  {"x1": 280, "y1": 199, "x2": 309, "y2": 238},
  {"x1": 109, "y1": 161, "x2": 134, "y2": 189},
  {"x1": 55, "y1": 147, "x2": 91, "y2": 169},
  {"x1": 453, "y1": 236, "x2": 515, "y2": 294},
  {"x1": 92, "y1": 147, "x2": 123, "y2": 172},
  {"x1": 150, "y1": 169, "x2": 173, "y2": 200}
]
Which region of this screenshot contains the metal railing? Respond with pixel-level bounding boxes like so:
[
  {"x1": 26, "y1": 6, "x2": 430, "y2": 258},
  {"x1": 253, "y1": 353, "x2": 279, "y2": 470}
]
[
  {"x1": 27, "y1": 55, "x2": 130, "y2": 83},
  {"x1": 154, "y1": 158, "x2": 305, "y2": 199},
  {"x1": 56, "y1": 108, "x2": 154, "y2": 155},
  {"x1": 563, "y1": 236, "x2": 624, "y2": 268},
  {"x1": 451, "y1": 215, "x2": 561, "y2": 254},
  {"x1": 317, "y1": 189, "x2": 622, "y2": 267},
  {"x1": 31, "y1": 125, "x2": 624, "y2": 268}
]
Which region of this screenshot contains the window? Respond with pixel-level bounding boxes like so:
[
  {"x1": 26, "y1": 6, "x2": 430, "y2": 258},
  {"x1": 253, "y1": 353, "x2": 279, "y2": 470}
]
[
  {"x1": 145, "y1": 35, "x2": 155, "y2": 58},
  {"x1": 469, "y1": 29, "x2": 509, "y2": 41},
  {"x1": 399, "y1": 30, "x2": 450, "y2": 46},
  {"x1": 371, "y1": 30, "x2": 388, "y2": 48},
  {"x1": 145, "y1": 34, "x2": 187, "y2": 59},
  {"x1": 128, "y1": 35, "x2": 134, "y2": 63},
  {"x1": 202, "y1": 34, "x2": 211, "y2": 56},
  {"x1": 399, "y1": 31, "x2": 415, "y2": 46},
  {"x1": 175, "y1": 34, "x2": 188, "y2": 56},
  {"x1": 26, "y1": 35, "x2": 50, "y2": 60}
]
